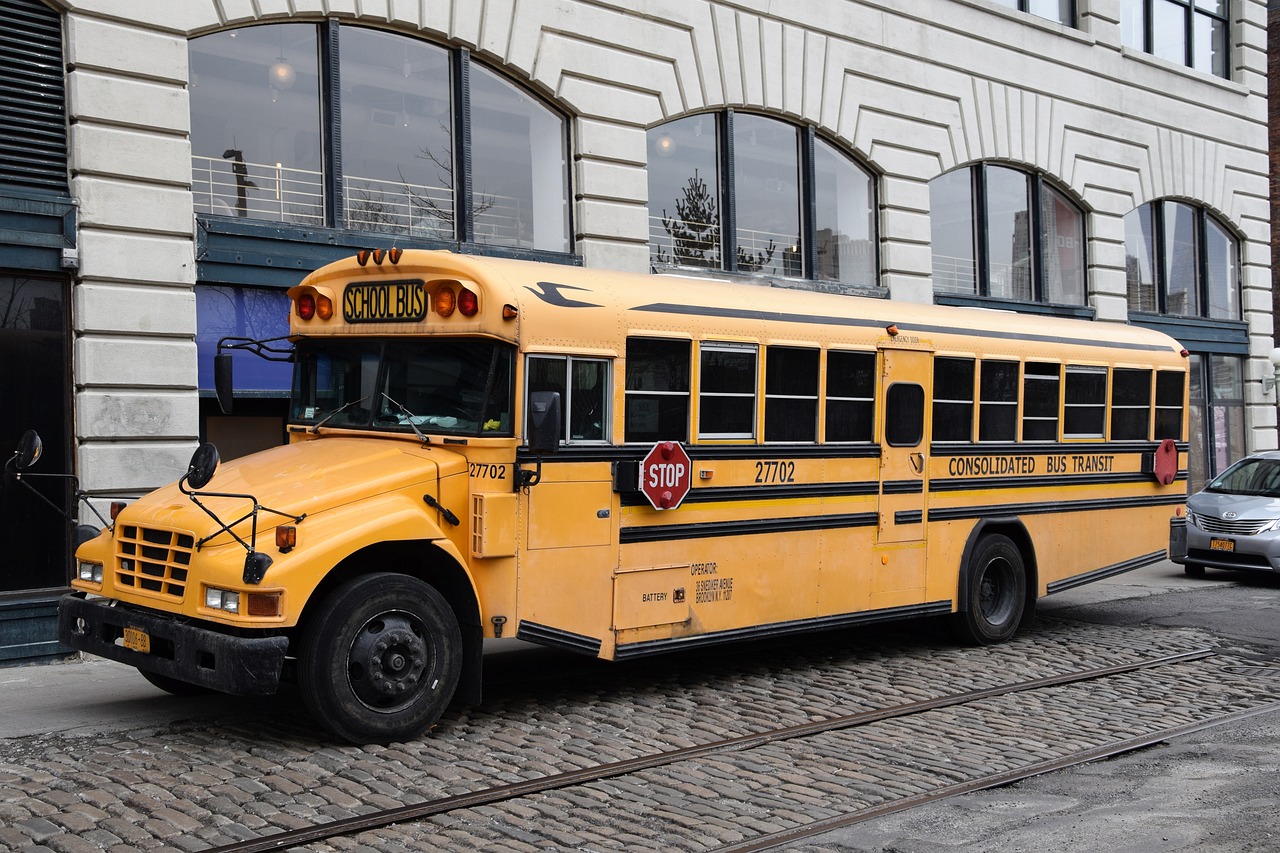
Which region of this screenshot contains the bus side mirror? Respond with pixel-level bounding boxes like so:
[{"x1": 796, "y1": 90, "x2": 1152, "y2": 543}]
[
  {"x1": 11, "y1": 430, "x2": 42, "y2": 471},
  {"x1": 184, "y1": 443, "x2": 220, "y2": 491},
  {"x1": 527, "y1": 391, "x2": 562, "y2": 455},
  {"x1": 214, "y1": 353, "x2": 234, "y2": 415}
]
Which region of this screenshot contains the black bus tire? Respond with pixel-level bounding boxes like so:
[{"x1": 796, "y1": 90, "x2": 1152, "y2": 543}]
[
  {"x1": 299, "y1": 573, "x2": 462, "y2": 744},
  {"x1": 951, "y1": 534, "x2": 1026, "y2": 645}
]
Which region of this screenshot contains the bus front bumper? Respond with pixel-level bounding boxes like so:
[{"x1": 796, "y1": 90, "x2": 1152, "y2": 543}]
[{"x1": 57, "y1": 592, "x2": 289, "y2": 696}]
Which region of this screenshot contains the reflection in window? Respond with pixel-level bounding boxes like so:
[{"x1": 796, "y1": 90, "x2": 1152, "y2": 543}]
[
  {"x1": 733, "y1": 116, "x2": 800, "y2": 277},
  {"x1": 470, "y1": 65, "x2": 570, "y2": 252},
  {"x1": 190, "y1": 23, "x2": 571, "y2": 254},
  {"x1": 1123, "y1": 201, "x2": 1239, "y2": 320},
  {"x1": 340, "y1": 29, "x2": 453, "y2": 239},
  {"x1": 1121, "y1": 0, "x2": 1229, "y2": 78},
  {"x1": 195, "y1": 286, "x2": 292, "y2": 393},
  {"x1": 648, "y1": 112, "x2": 877, "y2": 285},
  {"x1": 1188, "y1": 354, "x2": 1244, "y2": 492},
  {"x1": 930, "y1": 165, "x2": 1084, "y2": 306},
  {"x1": 190, "y1": 25, "x2": 324, "y2": 224}
]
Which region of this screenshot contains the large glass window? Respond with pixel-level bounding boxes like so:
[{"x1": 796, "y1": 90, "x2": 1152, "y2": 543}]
[
  {"x1": 825, "y1": 351, "x2": 876, "y2": 443},
  {"x1": 1188, "y1": 354, "x2": 1244, "y2": 492},
  {"x1": 1022, "y1": 362, "x2": 1061, "y2": 442},
  {"x1": 979, "y1": 360, "x2": 1019, "y2": 442},
  {"x1": 933, "y1": 357, "x2": 975, "y2": 443},
  {"x1": 1124, "y1": 201, "x2": 1239, "y2": 320},
  {"x1": 526, "y1": 355, "x2": 608, "y2": 443},
  {"x1": 648, "y1": 112, "x2": 877, "y2": 286},
  {"x1": 764, "y1": 347, "x2": 818, "y2": 442},
  {"x1": 698, "y1": 343, "x2": 757, "y2": 440},
  {"x1": 190, "y1": 23, "x2": 571, "y2": 255},
  {"x1": 930, "y1": 165, "x2": 1085, "y2": 306},
  {"x1": 1121, "y1": 0, "x2": 1229, "y2": 78}
]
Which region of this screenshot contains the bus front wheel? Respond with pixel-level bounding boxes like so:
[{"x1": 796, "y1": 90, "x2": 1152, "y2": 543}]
[
  {"x1": 299, "y1": 573, "x2": 463, "y2": 744},
  {"x1": 952, "y1": 534, "x2": 1026, "y2": 645}
]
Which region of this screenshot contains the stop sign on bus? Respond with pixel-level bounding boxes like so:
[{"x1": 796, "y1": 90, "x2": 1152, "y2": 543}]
[{"x1": 640, "y1": 441, "x2": 692, "y2": 510}]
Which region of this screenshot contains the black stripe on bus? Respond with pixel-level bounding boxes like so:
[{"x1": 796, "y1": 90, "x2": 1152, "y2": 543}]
[
  {"x1": 931, "y1": 471, "x2": 1187, "y2": 492},
  {"x1": 932, "y1": 441, "x2": 1190, "y2": 456},
  {"x1": 619, "y1": 480, "x2": 880, "y2": 507},
  {"x1": 928, "y1": 493, "x2": 1184, "y2": 522},
  {"x1": 1045, "y1": 550, "x2": 1166, "y2": 595},
  {"x1": 895, "y1": 510, "x2": 923, "y2": 525},
  {"x1": 882, "y1": 480, "x2": 923, "y2": 494},
  {"x1": 515, "y1": 621, "x2": 603, "y2": 656},
  {"x1": 613, "y1": 600, "x2": 954, "y2": 659},
  {"x1": 620, "y1": 512, "x2": 880, "y2": 544},
  {"x1": 631, "y1": 303, "x2": 1177, "y2": 353}
]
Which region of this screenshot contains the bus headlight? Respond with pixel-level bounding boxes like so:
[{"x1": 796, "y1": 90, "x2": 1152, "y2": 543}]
[
  {"x1": 77, "y1": 562, "x2": 103, "y2": 584},
  {"x1": 205, "y1": 586, "x2": 240, "y2": 614}
]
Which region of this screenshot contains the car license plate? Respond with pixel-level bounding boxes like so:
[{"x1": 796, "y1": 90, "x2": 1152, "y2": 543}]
[
  {"x1": 1209, "y1": 538, "x2": 1235, "y2": 552},
  {"x1": 122, "y1": 626, "x2": 151, "y2": 654}
]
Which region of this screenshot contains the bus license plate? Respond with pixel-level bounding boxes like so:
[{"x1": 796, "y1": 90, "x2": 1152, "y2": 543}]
[
  {"x1": 1209, "y1": 538, "x2": 1235, "y2": 552},
  {"x1": 122, "y1": 626, "x2": 151, "y2": 654}
]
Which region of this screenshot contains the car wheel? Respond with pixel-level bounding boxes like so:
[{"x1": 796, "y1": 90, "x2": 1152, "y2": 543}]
[{"x1": 299, "y1": 573, "x2": 462, "y2": 744}]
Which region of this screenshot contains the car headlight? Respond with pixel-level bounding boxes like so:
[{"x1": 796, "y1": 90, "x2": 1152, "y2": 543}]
[
  {"x1": 1259, "y1": 518, "x2": 1280, "y2": 533},
  {"x1": 204, "y1": 586, "x2": 240, "y2": 614},
  {"x1": 77, "y1": 562, "x2": 103, "y2": 584}
]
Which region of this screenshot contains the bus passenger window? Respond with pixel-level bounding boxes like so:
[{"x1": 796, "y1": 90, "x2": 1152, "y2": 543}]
[
  {"x1": 698, "y1": 343, "x2": 758, "y2": 440},
  {"x1": 885, "y1": 383, "x2": 924, "y2": 446},
  {"x1": 765, "y1": 347, "x2": 818, "y2": 442},
  {"x1": 979, "y1": 360, "x2": 1018, "y2": 442},
  {"x1": 825, "y1": 351, "x2": 875, "y2": 442},
  {"x1": 1112, "y1": 369, "x2": 1152, "y2": 439},
  {"x1": 1064, "y1": 365, "x2": 1106, "y2": 438},
  {"x1": 526, "y1": 355, "x2": 610, "y2": 444},
  {"x1": 625, "y1": 338, "x2": 690, "y2": 443},
  {"x1": 1022, "y1": 362, "x2": 1060, "y2": 441},
  {"x1": 1154, "y1": 371, "x2": 1185, "y2": 439},
  {"x1": 932, "y1": 357, "x2": 975, "y2": 442}
]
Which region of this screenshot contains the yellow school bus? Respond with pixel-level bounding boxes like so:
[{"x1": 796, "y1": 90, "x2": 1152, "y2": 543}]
[{"x1": 52, "y1": 249, "x2": 1188, "y2": 742}]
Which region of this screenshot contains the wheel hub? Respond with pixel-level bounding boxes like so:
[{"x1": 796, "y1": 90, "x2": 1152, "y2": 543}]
[{"x1": 347, "y1": 613, "x2": 430, "y2": 711}]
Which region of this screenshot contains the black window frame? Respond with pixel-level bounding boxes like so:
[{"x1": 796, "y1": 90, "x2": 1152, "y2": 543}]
[
  {"x1": 931, "y1": 164, "x2": 1091, "y2": 317},
  {"x1": 1124, "y1": 200, "x2": 1240, "y2": 322},
  {"x1": 1123, "y1": 0, "x2": 1230, "y2": 79},
  {"x1": 993, "y1": 0, "x2": 1076, "y2": 26},
  {"x1": 192, "y1": 20, "x2": 577, "y2": 289},
  {"x1": 647, "y1": 110, "x2": 881, "y2": 288}
]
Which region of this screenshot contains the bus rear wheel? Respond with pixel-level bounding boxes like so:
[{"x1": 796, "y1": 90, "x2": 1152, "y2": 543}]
[
  {"x1": 299, "y1": 573, "x2": 462, "y2": 744},
  {"x1": 952, "y1": 534, "x2": 1027, "y2": 645}
]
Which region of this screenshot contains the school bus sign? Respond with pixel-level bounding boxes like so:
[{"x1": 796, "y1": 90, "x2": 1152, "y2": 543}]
[{"x1": 640, "y1": 441, "x2": 692, "y2": 510}]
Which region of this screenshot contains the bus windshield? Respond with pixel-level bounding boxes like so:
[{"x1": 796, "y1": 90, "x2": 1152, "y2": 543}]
[{"x1": 290, "y1": 338, "x2": 515, "y2": 437}]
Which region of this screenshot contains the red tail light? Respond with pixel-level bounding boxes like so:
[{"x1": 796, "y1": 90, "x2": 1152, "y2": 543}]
[
  {"x1": 458, "y1": 289, "x2": 478, "y2": 316},
  {"x1": 296, "y1": 294, "x2": 316, "y2": 320}
]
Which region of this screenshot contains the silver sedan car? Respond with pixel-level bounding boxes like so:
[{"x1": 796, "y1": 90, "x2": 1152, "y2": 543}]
[{"x1": 1172, "y1": 451, "x2": 1280, "y2": 577}]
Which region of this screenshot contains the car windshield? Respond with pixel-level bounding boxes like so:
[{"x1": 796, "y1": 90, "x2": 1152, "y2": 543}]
[
  {"x1": 1205, "y1": 458, "x2": 1280, "y2": 497},
  {"x1": 290, "y1": 338, "x2": 515, "y2": 437}
]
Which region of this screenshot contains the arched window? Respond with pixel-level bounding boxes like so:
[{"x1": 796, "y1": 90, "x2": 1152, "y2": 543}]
[
  {"x1": 646, "y1": 113, "x2": 877, "y2": 288},
  {"x1": 930, "y1": 164, "x2": 1086, "y2": 308},
  {"x1": 1124, "y1": 200, "x2": 1239, "y2": 320},
  {"x1": 189, "y1": 23, "x2": 571, "y2": 255}
]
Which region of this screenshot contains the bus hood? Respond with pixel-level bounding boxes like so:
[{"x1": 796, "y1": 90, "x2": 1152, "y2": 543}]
[{"x1": 118, "y1": 438, "x2": 462, "y2": 538}]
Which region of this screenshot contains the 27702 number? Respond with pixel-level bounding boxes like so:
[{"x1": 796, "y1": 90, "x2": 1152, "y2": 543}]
[
  {"x1": 754, "y1": 461, "x2": 796, "y2": 484},
  {"x1": 469, "y1": 463, "x2": 508, "y2": 479}
]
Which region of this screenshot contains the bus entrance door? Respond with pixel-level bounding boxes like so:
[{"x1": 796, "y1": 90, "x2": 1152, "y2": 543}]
[{"x1": 872, "y1": 344, "x2": 932, "y2": 607}]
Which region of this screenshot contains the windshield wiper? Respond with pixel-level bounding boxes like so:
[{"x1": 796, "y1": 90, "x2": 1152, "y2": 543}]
[
  {"x1": 381, "y1": 393, "x2": 430, "y2": 443},
  {"x1": 308, "y1": 395, "x2": 370, "y2": 433}
]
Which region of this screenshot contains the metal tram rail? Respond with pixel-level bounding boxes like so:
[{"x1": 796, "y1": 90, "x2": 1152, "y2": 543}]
[{"x1": 204, "y1": 648, "x2": 1222, "y2": 853}]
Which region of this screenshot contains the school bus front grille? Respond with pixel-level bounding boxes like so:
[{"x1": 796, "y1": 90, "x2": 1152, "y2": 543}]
[{"x1": 115, "y1": 525, "x2": 195, "y2": 600}]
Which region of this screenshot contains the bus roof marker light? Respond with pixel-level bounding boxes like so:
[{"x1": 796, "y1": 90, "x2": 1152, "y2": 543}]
[
  {"x1": 459, "y1": 289, "x2": 478, "y2": 317},
  {"x1": 886, "y1": 324, "x2": 900, "y2": 336},
  {"x1": 1180, "y1": 348, "x2": 1190, "y2": 357},
  {"x1": 356, "y1": 249, "x2": 372, "y2": 266},
  {"x1": 373, "y1": 249, "x2": 386, "y2": 265},
  {"x1": 502, "y1": 304, "x2": 518, "y2": 320},
  {"x1": 434, "y1": 287, "x2": 456, "y2": 317},
  {"x1": 389, "y1": 247, "x2": 403, "y2": 264},
  {"x1": 296, "y1": 293, "x2": 316, "y2": 321}
]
